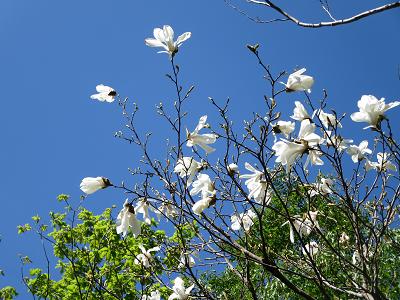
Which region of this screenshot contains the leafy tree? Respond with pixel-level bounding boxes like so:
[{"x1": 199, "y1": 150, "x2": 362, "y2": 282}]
[{"x1": 19, "y1": 196, "x2": 173, "y2": 299}]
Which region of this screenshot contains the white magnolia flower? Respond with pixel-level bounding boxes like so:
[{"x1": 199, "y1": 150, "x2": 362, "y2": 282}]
[
  {"x1": 141, "y1": 291, "x2": 161, "y2": 300},
  {"x1": 309, "y1": 178, "x2": 333, "y2": 197},
  {"x1": 306, "y1": 149, "x2": 324, "y2": 168},
  {"x1": 80, "y1": 177, "x2": 111, "y2": 194},
  {"x1": 192, "y1": 195, "x2": 214, "y2": 215},
  {"x1": 135, "y1": 199, "x2": 154, "y2": 225},
  {"x1": 272, "y1": 120, "x2": 295, "y2": 139},
  {"x1": 314, "y1": 109, "x2": 342, "y2": 128},
  {"x1": 302, "y1": 241, "x2": 319, "y2": 258},
  {"x1": 352, "y1": 250, "x2": 361, "y2": 265},
  {"x1": 145, "y1": 25, "x2": 191, "y2": 57},
  {"x1": 283, "y1": 68, "x2": 314, "y2": 93},
  {"x1": 299, "y1": 119, "x2": 324, "y2": 169},
  {"x1": 347, "y1": 141, "x2": 372, "y2": 163},
  {"x1": 239, "y1": 163, "x2": 270, "y2": 204},
  {"x1": 116, "y1": 199, "x2": 141, "y2": 238},
  {"x1": 155, "y1": 203, "x2": 178, "y2": 220},
  {"x1": 273, "y1": 119, "x2": 324, "y2": 172},
  {"x1": 190, "y1": 174, "x2": 214, "y2": 198},
  {"x1": 350, "y1": 95, "x2": 400, "y2": 129},
  {"x1": 174, "y1": 157, "x2": 201, "y2": 186},
  {"x1": 168, "y1": 277, "x2": 194, "y2": 300},
  {"x1": 325, "y1": 131, "x2": 353, "y2": 152},
  {"x1": 297, "y1": 119, "x2": 322, "y2": 144},
  {"x1": 231, "y1": 210, "x2": 257, "y2": 232},
  {"x1": 291, "y1": 101, "x2": 311, "y2": 121},
  {"x1": 365, "y1": 159, "x2": 375, "y2": 172},
  {"x1": 283, "y1": 211, "x2": 319, "y2": 243},
  {"x1": 178, "y1": 253, "x2": 196, "y2": 269},
  {"x1": 190, "y1": 174, "x2": 215, "y2": 215},
  {"x1": 90, "y1": 84, "x2": 117, "y2": 103},
  {"x1": 273, "y1": 140, "x2": 306, "y2": 172},
  {"x1": 134, "y1": 244, "x2": 160, "y2": 268},
  {"x1": 339, "y1": 232, "x2": 350, "y2": 244},
  {"x1": 227, "y1": 163, "x2": 239, "y2": 175},
  {"x1": 365, "y1": 152, "x2": 397, "y2": 172},
  {"x1": 186, "y1": 115, "x2": 218, "y2": 154}
]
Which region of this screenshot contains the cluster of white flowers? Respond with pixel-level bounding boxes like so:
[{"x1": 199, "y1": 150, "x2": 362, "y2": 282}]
[
  {"x1": 270, "y1": 93, "x2": 399, "y2": 174},
  {"x1": 81, "y1": 24, "x2": 400, "y2": 297},
  {"x1": 273, "y1": 115, "x2": 323, "y2": 172}
]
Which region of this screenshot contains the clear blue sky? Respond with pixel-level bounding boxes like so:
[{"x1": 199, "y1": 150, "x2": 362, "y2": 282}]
[{"x1": 0, "y1": 0, "x2": 399, "y2": 297}]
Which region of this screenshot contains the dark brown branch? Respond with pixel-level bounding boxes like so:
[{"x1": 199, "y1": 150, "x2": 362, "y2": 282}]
[{"x1": 247, "y1": 0, "x2": 400, "y2": 28}]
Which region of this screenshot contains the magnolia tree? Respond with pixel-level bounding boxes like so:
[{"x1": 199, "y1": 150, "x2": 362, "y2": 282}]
[{"x1": 13, "y1": 24, "x2": 400, "y2": 300}]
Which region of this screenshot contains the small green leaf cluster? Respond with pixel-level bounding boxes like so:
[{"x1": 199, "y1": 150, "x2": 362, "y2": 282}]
[{"x1": 0, "y1": 286, "x2": 18, "y2": 300}]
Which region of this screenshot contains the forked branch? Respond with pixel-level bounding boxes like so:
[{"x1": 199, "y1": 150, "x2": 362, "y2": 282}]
[{"x1": 245, "y1": 0, "x2": 400, "y2": 28}]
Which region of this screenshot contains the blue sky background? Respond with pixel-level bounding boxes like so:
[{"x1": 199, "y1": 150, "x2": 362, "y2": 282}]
[{"x1": 0, "y1": 0, "x2": 399, "y2": 297}]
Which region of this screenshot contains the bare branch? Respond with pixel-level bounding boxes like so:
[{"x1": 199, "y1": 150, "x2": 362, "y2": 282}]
[{"x1": 246, "y1": 0, "x2": 400, "y2": 28}]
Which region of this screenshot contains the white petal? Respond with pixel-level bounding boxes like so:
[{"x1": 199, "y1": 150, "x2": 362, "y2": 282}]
[
  {"x1": 90, "y1": 94, "x2": 106, "y2": 102},
  {"x1": 175, "y1": 32, "x2": 191, "y2": 46},
  {"x1": 153, "y1": 27, "x2": 165, "y2": 42},
  {"x1": 163, "y1": 25, "x2": 174, "y2": 41},
  {"x1": 145, "y1": 38, "x2": 165, "y2": 48},
  {"x1": 194, "y1": 115, "x2": 208, "y2": 133},
  {"x1": 350, "y1": 112, "x2": 368, "y2": 123},
  {"x1": 96, "y1": 84, "x2": 112, "y2": 93}
]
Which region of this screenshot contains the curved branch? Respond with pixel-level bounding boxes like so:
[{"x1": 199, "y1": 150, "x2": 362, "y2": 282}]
[{"x1": 247, "y1": 0, "x2": 400, "y2": 28}]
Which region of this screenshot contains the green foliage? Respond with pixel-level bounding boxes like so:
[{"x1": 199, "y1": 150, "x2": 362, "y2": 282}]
[
  {"x1": 57, "y1": 194, "x2": 70, "y2": 202},
  {"x1": 17, "y1": 224, "x2": 31, "y2": 234},
  {"x1": 0, "y1": 286, "x2": 18, "y2": 300},
  {"x1": 20, "y1": 203, "x2": 171, "y2": 300},
  {"x1": 204, "y1": 186, "x2": 400, "y2": 299},
  {"x1": 203, "y1": 270, "x2": 253, "y2": 300}
]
